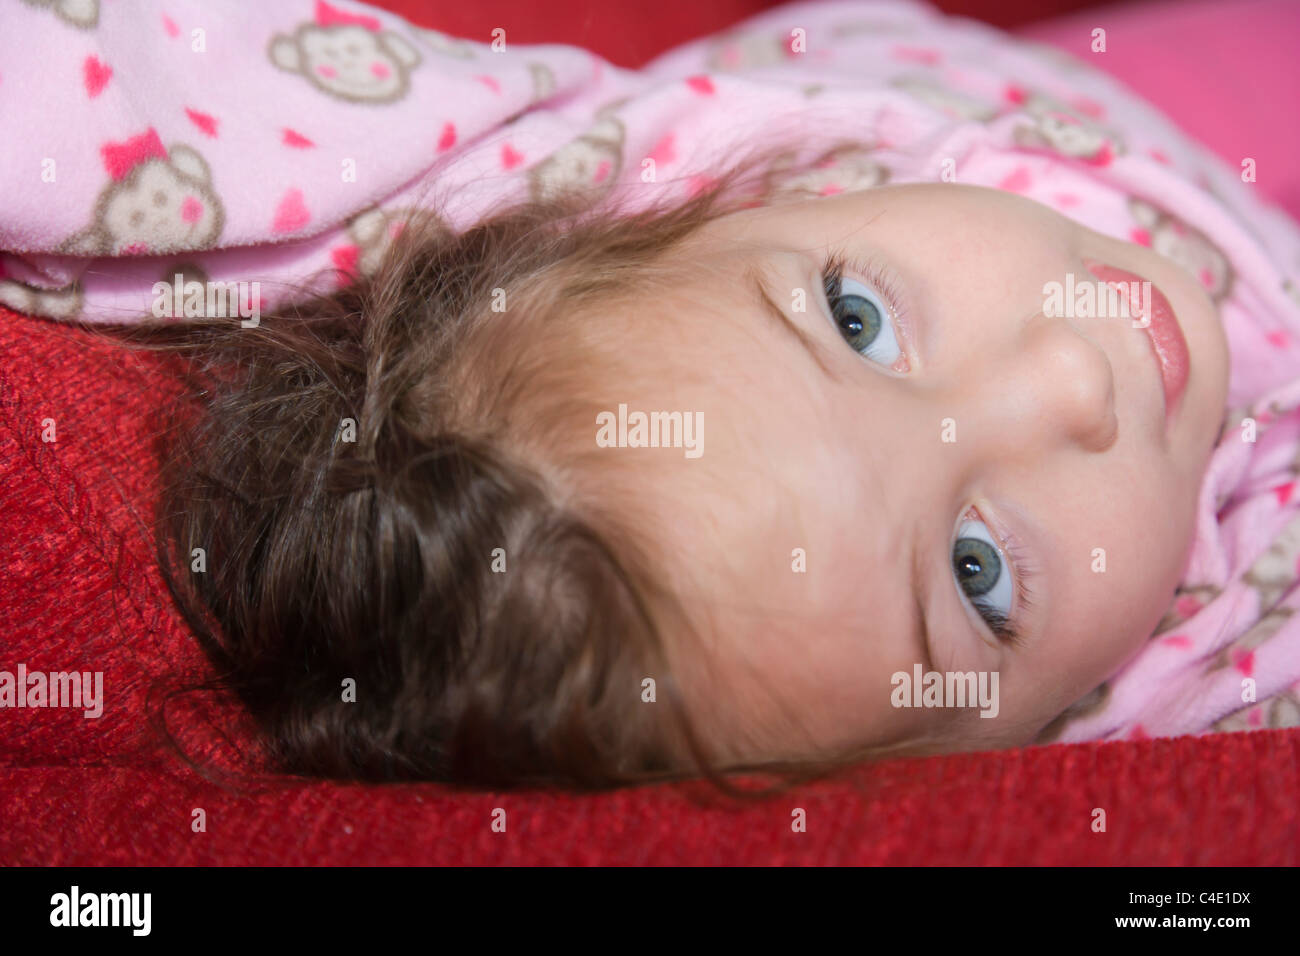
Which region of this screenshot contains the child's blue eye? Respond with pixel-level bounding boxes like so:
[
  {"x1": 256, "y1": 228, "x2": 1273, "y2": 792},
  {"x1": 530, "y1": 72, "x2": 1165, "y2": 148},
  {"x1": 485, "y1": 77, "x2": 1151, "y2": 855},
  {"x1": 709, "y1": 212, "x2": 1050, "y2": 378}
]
[
  {"x1": 823, "y1": 268, "x2": 903, "y2": 367},
  {"x1": 952, "y1": 518, "x2": 1016, "y2": 637}
]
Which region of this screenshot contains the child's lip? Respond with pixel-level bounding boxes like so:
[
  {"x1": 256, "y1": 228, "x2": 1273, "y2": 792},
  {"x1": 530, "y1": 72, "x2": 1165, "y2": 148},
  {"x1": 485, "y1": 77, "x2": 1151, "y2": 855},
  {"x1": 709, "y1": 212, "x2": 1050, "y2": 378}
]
[{"x1": 1082, "y1": 259, "x2": 1190, "y2": 426}]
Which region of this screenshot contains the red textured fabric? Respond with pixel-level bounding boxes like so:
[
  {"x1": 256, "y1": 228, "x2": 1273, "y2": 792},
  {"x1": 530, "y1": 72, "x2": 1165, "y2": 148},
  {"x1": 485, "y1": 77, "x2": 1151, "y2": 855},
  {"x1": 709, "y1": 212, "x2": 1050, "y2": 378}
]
[{"x1": 3, "y1": 0, "x2": 1297, "y2": 866}]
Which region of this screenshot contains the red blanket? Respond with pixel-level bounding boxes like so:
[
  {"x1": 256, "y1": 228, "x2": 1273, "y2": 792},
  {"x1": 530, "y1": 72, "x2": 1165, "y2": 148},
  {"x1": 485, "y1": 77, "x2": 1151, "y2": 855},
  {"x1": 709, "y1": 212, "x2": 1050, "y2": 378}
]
[{"x1": 2, "y1": 0, "x2": 1295, "y2": 866}]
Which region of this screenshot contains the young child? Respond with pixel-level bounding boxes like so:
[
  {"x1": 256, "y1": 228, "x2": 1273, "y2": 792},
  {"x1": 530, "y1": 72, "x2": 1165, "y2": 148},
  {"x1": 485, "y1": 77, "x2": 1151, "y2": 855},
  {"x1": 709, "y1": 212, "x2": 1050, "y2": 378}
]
[{"x1": 3, "y1": 0, "x2": 1299, "y2": 790}]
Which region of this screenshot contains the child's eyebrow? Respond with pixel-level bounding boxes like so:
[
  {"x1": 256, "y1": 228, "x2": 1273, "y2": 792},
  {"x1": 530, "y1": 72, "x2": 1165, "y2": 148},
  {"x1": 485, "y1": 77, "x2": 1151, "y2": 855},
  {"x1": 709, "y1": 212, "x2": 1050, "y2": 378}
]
[{"x1": 744, "y1": 259, "x2": 840, "y2": 380}]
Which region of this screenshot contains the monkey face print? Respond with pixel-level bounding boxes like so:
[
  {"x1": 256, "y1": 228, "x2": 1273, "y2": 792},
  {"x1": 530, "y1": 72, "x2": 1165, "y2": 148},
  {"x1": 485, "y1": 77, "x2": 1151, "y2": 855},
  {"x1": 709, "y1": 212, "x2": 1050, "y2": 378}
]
[
  {"x1": 269, "y1": 18, "x2": 422, "y2": 104},
  {"x1": 62, "y1": 130, "x2": 225, "y2": 257}
]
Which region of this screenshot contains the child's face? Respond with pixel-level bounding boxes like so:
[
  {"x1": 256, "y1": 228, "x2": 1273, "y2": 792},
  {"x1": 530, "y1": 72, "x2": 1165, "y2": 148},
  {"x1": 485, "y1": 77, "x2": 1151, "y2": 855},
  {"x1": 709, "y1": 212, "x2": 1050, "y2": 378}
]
[{"x1": 603, "y1": 183, "x2": 1230, "y2": 762}]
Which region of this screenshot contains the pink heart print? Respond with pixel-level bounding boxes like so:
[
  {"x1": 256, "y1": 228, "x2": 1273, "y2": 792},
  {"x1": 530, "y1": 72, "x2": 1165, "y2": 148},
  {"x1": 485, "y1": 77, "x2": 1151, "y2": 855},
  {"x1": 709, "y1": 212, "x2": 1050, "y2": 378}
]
[
  {"x1": 83, "y1": 56, "x2": 112, "y2": 98},
  {"x1": 272, "y1": 188, "x2": 311, "y2": 234}
]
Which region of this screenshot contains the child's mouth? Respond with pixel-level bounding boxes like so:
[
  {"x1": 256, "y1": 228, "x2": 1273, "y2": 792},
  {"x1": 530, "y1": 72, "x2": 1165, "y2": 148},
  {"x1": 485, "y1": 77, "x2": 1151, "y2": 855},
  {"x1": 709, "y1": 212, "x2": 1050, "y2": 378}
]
[{"x1": 1084, "y1": 260, "x2": 1190, "y2": 425}]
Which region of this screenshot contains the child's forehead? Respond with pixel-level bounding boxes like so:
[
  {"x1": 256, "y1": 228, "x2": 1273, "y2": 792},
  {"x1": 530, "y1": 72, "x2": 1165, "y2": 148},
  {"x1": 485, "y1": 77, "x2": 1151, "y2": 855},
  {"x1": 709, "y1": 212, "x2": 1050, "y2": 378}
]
[
  {"x1": 670, "y1": 212, "x2": 796, "y2": 274},
  {"x1": 686, "y1": 189, "x2": 883, "y2": 255},
  {"x1": 703, "y1": 197, "x2": 819, "y2": 237}
]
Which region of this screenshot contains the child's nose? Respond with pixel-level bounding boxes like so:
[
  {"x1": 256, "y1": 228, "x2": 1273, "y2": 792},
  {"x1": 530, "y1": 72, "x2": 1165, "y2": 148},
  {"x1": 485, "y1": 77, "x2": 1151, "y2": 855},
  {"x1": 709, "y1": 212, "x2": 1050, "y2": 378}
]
[
  {"x1": 957, "y1": 312, "x2": 1117, "y2": 457},
  {"x1": 1015, "y1": 312, "x2": 1118, "y2": 452}
]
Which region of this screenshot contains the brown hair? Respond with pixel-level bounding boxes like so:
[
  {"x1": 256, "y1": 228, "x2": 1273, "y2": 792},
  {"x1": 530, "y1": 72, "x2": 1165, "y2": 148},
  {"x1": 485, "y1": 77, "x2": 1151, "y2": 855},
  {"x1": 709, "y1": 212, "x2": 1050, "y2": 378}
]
[{"x1": 100, "y1": 148, "x2": 899, "y2": 798}]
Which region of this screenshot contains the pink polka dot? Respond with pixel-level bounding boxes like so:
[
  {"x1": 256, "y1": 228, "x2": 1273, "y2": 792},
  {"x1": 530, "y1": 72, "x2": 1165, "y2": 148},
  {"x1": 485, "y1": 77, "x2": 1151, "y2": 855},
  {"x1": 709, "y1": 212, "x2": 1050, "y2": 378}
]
[
  {"x1": 647, "y1": 133, "x2": 677, "y2": 166},
  {"x1": 185, "y1": 107, "x2": 218, "y2": 138},
  {"x1": 1162, "y1": 634, "x2": 1193, "y2": 649},
  {"x1": 685, "y1": 75, "x2": 715, "y2": 95},
  {"x1": 892, "y1": 46, "x2": 941, "y2": 65},
  {"x1": 317, "y1": 64, "x2": 338, "y2": 79},
  {"x1": 436, "y1": 122, "x2": 457, "y2": 153},
  {"x1": 500, "y1": 143, "x2": 524, "y2": 170},
  {"x1": 272, "y1": 188, "x2": 311, "y2": 234},
  {"x1": 1130, "y1": 227, "x2": 1152, "y2": 246},
  {"x1": 282, "y1": 128, "x2": 315, "y2": 149},
  {"x1": 370, "y1": 61, "x2": 390, "y2": 79},
  {"x1": 83, "y1": 56, "x2": 112, "y2": 99},
  {"x1": 1232, "y1": 650, "x2": 1255, "y2": 677},
  {"x1": 1274, "y1": 480, "x2": 1296, "y2": 506},
  {"x1": 331, "y1": 244, "x2": 360, "y2": 285},
  {"x1": 1087, "y1": 142, "x2": 1114, "y2": 167},
  {"x1": 998, "y1": 166, "x2": 1033, "y2": 193}
]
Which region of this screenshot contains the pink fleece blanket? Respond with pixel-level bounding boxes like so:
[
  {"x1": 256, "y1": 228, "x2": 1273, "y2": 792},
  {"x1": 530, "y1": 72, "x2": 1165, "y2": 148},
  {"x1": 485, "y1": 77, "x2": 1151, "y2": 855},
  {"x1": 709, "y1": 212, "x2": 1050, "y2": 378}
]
[
  {"x1": 3, "y1": 0, "x2": 1300, "y2": 743},
  {"x1": 1020, "y1": 0, "x2": 1300, "y2": 224}
]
